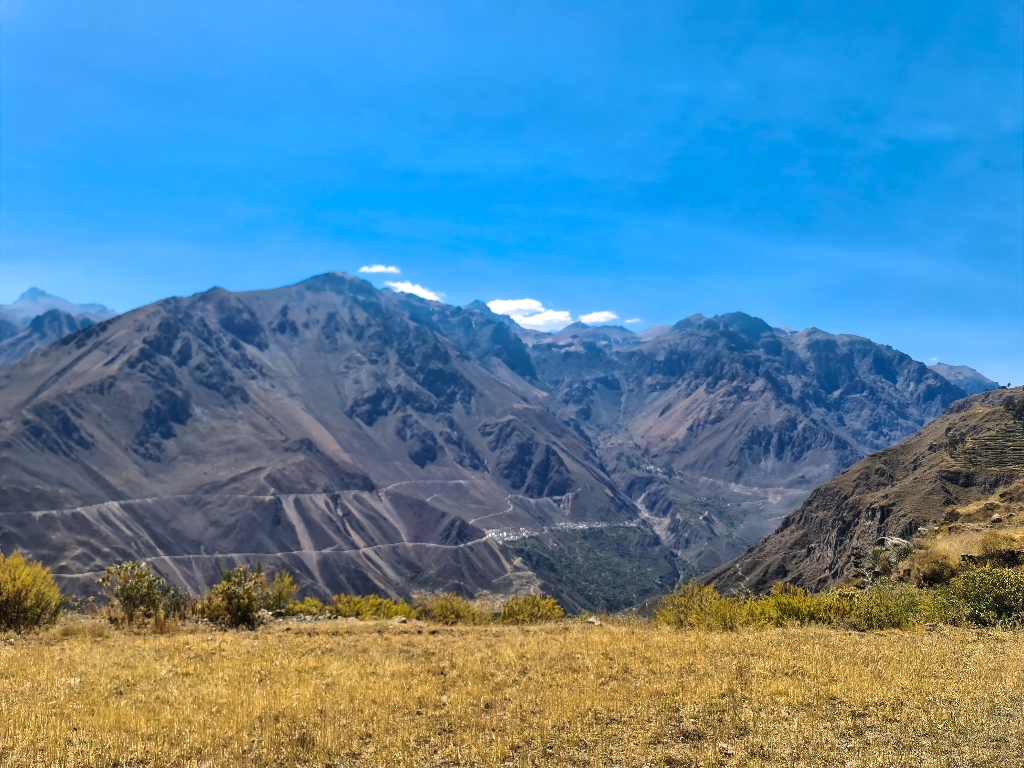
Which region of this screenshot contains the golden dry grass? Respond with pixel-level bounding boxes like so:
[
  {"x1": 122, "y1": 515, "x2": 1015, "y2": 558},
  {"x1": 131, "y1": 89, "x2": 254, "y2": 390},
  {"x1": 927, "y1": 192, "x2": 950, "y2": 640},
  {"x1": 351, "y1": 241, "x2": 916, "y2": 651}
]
[{"x1": 1, "y1": 619, "x2": 1023, "y2": 767}]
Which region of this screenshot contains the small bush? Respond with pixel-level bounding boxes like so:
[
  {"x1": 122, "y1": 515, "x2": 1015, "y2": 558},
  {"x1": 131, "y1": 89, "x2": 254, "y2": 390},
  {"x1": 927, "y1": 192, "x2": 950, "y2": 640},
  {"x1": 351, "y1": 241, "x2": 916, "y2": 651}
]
[
  {"x1": 909, "y1": 549, "x2": 961, "y2": 586},
  {"x1": 98, "y1": 562, "x2": 195, "y2": 626},
  {"x1": 286, "y1": 596, "x2": 329, "y2": 616},
  {"x1": 159, "y1": 583, "x2": 195, "y2": 621},
  {"x1": 416, "y1": 593, "x2": 490, "y2": 625},
  {"x1": 974, "y1": 533, "x2": 1024, "y2": 567},
  {"x1": 498, "y1": 594, "x2": 564, "y2": 624},
  {"x1": 267, "y1": 571, "x2": 299, "y2": 611},
  {"x1": 201, "y1": 564, "x2": 268, "y2": 628},
  {"x1": 654, "y1": 582, "x2": 749, "y2": 630},
  {"x1": 331, "y1": 594, "x2": 417, "y2": 620},
  {"x1": 942, "y1": 568, "x2": 1024, "y2": 626},
  {"x1": 0, "y1": 550, "x2": 66, "y2": 632},
  {"x1": 97, "y1": 561, "x2": 166, "y2": 626},
  {"x1": 840, "y1": 581, "x2": 927, "y2": 631}
]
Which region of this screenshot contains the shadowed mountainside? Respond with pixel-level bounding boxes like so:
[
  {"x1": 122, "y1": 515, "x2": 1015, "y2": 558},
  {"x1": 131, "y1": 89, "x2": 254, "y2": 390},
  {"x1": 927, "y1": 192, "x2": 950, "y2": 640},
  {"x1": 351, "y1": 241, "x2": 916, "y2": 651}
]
[
  {"x1": 523, "y1": 313, "x2": 966, "y2": 576},
  {"x1": 706, "y1": 386, "x2": 1023, "y2": 594},
  {"x1": 0, "y1": 273, "x2": 970, "y2": 606},
  {"x1": 0, "y1": 273, "x2": 672, "y2": 611}
]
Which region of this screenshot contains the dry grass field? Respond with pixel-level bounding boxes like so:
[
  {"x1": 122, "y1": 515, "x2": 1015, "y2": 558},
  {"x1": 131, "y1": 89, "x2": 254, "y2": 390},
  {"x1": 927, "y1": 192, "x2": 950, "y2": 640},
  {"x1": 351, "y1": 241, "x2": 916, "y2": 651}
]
[{"x1": 1, "y1": 619, "x2": 1022, "y2": 767}]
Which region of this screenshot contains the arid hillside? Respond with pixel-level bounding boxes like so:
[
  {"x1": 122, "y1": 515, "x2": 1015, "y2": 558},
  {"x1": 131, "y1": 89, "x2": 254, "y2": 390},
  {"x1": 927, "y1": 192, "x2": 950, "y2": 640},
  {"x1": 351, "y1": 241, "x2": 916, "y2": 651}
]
[
  {"x1": 708, "y1": 386, "x2": 1024, "y2": 593},
  {"x1": 0, "y1": 273, "x2": 970, "y2": 606}
]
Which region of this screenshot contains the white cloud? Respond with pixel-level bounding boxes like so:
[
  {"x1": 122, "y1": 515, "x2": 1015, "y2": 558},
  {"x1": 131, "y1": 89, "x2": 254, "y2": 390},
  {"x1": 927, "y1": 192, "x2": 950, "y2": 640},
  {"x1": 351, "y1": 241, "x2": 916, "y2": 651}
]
[
  {"x1": 487, "y1": 298, "x2": 574, "y2": 331},
  {"x1": 517, "y1": 309, "x2": 574, "y2": 331},
  {"x1": 384, "y1": 281, "x2": 442, "y2": 301},
  {"x1": 487, "y1": 298, "x2": 546, "y2": 316},
  {"x1": 359, "y1": 264, "x2": 401, "y2": 274},
  {"x1": 579, "y1": 311, "x2": 618, "y2": 325},
  {"x1": 625, "y1": 318, "x2": 641, "y2": 324}
]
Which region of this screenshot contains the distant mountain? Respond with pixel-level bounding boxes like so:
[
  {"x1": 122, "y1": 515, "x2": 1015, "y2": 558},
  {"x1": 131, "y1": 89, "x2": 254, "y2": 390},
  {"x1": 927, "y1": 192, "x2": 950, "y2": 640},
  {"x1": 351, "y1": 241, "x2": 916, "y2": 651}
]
[
  {"x1": 0, "y1": 289, "x2": 116, "y2": 367},
  {"x1": 705, "y1": 386, "x2": 1024, "y2": 594},
  {"x1": 929, "y1": 363, "x2": 999, "y2": 395},
  {"x1": 524, "y1": 312, "x2": 966, "y2": 576},
  {"x1": 0, "y1": 274, "x2": 966, "y2": 607},
  {"x1": 0, "y1": 288, "x2": 114, "y2": 326}
]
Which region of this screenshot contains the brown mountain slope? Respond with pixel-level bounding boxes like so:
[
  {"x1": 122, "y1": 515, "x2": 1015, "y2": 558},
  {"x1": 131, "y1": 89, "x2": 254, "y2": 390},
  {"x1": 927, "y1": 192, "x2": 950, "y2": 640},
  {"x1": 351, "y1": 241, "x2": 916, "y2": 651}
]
[
  {"x1": 706, "y1": 386, "x2": 1024, "y2": 594},
  {"x1": 525, "y1": 312, "x2": 966, "y2": 575},
  {"x1": 0, "y1": 273, "x2": 669, "y2": 609}
]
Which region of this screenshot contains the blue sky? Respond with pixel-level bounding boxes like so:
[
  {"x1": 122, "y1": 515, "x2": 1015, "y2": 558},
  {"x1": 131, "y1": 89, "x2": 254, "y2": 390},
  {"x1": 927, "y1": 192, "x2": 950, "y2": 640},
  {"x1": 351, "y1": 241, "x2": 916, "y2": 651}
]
[{"x1": 1, "y1": 1, "x2": 1021, "y2": 382}]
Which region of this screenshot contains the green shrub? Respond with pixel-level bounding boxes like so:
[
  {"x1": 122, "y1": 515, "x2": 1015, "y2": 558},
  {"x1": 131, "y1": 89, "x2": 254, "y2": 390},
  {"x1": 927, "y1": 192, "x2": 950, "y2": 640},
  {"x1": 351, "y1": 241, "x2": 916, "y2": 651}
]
[
  {"x1": 839, "y1": 581, "x2": 927, "y2": 631},
  {"x1": 201, "y1": 564, "x2": 269, "y2": 628},
  {"x1": 654, "y1": 582, "x2": 749, "y2": 630},
  {"x1": 285, "y1": 596, "x2": 329, "y2": 616},
  {"x1": 942, "y1": 567, "x2": 1024, "y2": 626},
  {"x1": 656, "y1": 580, "x2": 938, "y2": 631},
  {"x1": 98, "y1": 561, "x2": 167, "y2": 626},
  {"x1": 266, "y1": 571, "x2": 299, "y2": 611},
  {"x1": 415, "y1": 593, "x2": 490, "y2": 625},
  {"x1": 0, "y1": 550, "x2": 66, "y2": 632},
  {"x1": 498, "y1": 594, "x2": 564, "y2": 624},
  {"x1": 331, "y1": 594, "x2": 417, "y2": 620}
]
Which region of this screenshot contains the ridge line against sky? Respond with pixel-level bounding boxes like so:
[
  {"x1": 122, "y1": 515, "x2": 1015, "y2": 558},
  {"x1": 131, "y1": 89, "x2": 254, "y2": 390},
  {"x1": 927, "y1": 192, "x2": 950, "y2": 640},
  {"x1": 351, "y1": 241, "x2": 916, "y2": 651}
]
[{"x1": 0, "y1": 1, "x2": 1021, "y2": 382}]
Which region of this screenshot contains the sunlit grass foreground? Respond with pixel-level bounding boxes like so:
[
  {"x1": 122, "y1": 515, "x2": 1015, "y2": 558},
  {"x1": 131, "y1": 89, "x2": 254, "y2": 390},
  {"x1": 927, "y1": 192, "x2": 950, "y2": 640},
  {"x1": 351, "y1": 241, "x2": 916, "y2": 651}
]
[{"x1": 1, "y1": 619, "x2": 1022, "y2": 767}]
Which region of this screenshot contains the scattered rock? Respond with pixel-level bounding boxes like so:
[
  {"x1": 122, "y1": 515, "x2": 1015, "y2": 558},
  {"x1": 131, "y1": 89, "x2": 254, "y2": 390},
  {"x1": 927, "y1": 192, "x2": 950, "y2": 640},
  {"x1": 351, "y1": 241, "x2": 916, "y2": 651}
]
[
  {"x1": 876, "y1": 536, "x2": 910, "y2": 549},
  {"x1": 586, "y1": 616, "x2": 601, "y2": 626},
  {"x1": 991, "y1": 513, "x2": 1003, "y2": 523}
]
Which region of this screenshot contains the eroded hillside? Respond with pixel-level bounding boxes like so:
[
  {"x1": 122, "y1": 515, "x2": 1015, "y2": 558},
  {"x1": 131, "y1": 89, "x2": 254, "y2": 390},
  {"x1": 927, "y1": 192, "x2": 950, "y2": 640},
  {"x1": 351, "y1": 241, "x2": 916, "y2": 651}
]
[{"x1": 707, "y1": 386, "x2": 1024, "y2": 593}]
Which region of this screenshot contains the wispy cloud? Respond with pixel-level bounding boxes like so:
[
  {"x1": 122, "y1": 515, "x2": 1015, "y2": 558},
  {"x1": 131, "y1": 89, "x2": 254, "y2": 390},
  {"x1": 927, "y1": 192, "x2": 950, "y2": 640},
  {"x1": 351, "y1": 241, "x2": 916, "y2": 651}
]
[
  {"x1": 384, "y1": 281, "x2": 441, "y2": 301},
  {"x1": 624, "y1": 318, "x2": 641, "y2": 324},
  {"x1": 487, "y1": 298, "x2": 620, "y2": 331},
  {"x1": 359, "y1": 264, "x2": 401, "y2": 274},
  {"x1": 579, "y1": 310, "x2": 618, "y2": 325}
]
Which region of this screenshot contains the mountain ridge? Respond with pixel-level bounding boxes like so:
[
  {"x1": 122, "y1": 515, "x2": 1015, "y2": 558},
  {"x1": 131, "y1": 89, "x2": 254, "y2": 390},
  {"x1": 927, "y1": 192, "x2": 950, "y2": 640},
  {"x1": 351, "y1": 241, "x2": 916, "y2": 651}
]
[{"x1": 0, "y1": 273, "x2": 971, "y2": 607}]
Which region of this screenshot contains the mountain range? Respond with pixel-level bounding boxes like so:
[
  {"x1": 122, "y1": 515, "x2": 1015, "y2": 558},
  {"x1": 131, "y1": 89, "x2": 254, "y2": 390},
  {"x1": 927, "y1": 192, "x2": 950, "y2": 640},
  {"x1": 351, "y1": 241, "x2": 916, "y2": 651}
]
[{"x1": 0, "y1": 274, "x2": 984, "y2": 609}]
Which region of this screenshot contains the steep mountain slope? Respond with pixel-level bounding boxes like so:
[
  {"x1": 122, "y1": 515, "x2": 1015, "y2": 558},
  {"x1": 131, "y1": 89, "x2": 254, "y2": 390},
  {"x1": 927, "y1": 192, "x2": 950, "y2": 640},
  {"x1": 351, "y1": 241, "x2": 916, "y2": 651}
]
[
  {"x1": 0, "y1": 273, "x2": 969, "y2": 606},
  {"x1": 706, "y1": 386, "x2": 1023, "y2": 594},
  {"x1": 929, "y1": 363, "x2": 999, "y2": 395},
  {"x1": 0, "y1": 273, "x2": 672, "y2": 609},
  {"x1": 523, "y1": 313, "x2": 966, "y2": 575}
]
